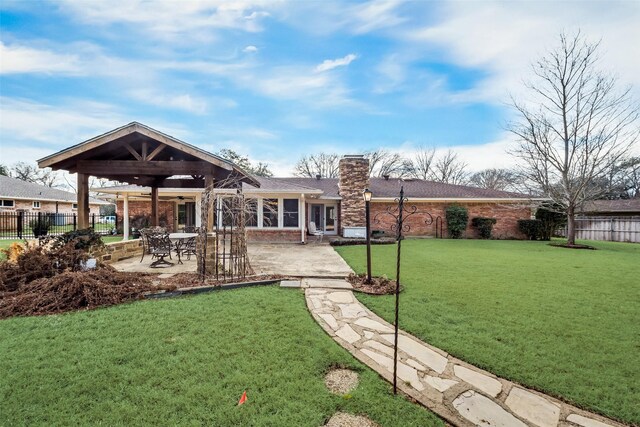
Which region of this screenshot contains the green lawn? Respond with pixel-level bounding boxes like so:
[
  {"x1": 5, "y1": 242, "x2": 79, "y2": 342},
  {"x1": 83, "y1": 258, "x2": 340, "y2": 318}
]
[
  {"x1": 0, "y1": 286, "x2": 442, "y2": 426},
  {"x1": 336, "y1": 239, "x2": 640, "y2": 424}
]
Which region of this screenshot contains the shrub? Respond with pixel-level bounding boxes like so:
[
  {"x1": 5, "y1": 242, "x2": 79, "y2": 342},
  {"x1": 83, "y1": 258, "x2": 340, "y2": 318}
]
[
  {"x1": 28, "y1": 218, "x2": 52, "y2": 237},
  {"x1": 471, "y1": 217, "x2": 497, "y2": 239},
  {"x1": 518, "y1": 219, "x2": 543, "y2": 240},
  {"x1": 536, "y1": 204, "x2": 567, "y2": 240},
  {"x1": 445, "y1": 205, "x2": 468, "y2": 239}
]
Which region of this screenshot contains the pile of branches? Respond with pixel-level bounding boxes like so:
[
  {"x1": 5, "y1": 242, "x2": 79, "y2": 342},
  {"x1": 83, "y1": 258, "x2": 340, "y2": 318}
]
[{"x1": 0, "y1": 236, "x2": 173, "y2": 318}]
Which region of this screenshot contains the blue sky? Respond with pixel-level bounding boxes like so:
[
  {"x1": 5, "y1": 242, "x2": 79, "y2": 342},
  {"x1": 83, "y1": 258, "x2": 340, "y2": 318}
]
[{"x1": 1, "y1": 0, "x2": 639, "y2": 176}]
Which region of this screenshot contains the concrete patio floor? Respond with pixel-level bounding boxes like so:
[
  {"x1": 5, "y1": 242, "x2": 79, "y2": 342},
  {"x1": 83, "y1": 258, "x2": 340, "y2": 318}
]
[
  {"x1": 247, "y1": 242, "x2": 354, "y2": 278},
  {"x1": 112, "y1": 255, "x2": 198, "y2": 274}
]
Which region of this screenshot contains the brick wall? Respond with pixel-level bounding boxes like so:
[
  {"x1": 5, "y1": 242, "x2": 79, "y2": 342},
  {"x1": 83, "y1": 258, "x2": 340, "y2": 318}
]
[
  {"x1": 246, "y1": 229, "x2": 301, "y2": 243},
  {"x1": 1, "y1": 200, "x2": 101, "y2": 215},
  {"x1": 370, "y1": 202, "x2": 531, "y2": 239},
  {"x1": 338, "y1": 155, "x2": 370, "y2": 233},
  {"x1": 116, "y1": 200, "x2": 175, "y2": 231}
]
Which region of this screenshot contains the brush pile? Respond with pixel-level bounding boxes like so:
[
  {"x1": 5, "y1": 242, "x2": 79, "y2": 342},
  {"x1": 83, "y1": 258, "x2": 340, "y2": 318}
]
[{"x1": 0, "y1": 231, "x2": 172, "y2": 318}]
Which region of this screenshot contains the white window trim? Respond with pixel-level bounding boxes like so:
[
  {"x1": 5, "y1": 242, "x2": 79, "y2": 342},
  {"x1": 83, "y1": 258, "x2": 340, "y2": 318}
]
[
  {"x1": 282, "y1": 198, "x2": 300, "y2": 229},
  {"x1": 32, "y1": 201, "x2": 41, "y2": 209},
  {"x1": 72, "y1": 203, "x2": 78, "y2": 210},
  {"x1": 1, "y1": 199, "x2": 15, "y2": 208},
  {"x1": 245, "y1": 196, "x2": 304, "y2": 230}
]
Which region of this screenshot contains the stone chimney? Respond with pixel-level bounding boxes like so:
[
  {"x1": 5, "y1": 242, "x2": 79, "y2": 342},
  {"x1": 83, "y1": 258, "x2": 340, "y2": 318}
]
[{"x1": 338, "y1": 155, "x2": 370, "y2": 236}]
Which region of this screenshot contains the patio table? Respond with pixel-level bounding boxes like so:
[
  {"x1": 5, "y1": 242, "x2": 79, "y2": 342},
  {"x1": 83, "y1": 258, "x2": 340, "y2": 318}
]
[{"x1": 169, "y1": 233, "x2": 198, "y2": 264}]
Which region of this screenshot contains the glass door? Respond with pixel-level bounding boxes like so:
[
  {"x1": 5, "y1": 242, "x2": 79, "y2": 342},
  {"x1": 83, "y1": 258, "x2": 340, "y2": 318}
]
[
  {"x1": 325, "y1": 205, "x2": 336, "y2": 233},
  {"x1": 311, "y1": 204, "x2": 324, "y2": 231}
]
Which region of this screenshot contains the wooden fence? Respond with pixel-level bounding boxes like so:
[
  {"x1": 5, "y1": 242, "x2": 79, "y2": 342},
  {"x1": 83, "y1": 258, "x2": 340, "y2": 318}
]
[{"x1": 558, "y1": 217, "x2": 640, "y2": 243}]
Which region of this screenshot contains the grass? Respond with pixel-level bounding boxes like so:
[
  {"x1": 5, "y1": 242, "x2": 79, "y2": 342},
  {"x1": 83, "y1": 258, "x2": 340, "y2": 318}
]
[
  {"x1": 335, "y1": 239, "x2": 640, "y2": 424},
  {"x1": 0, "y1": 286, "x2": 443, "y2": 426}
]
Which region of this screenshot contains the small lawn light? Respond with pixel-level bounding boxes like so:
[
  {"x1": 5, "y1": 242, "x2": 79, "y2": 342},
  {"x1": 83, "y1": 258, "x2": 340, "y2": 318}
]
[{"x1": 363, "y1": 188, "x2": 373, "y2": 283}]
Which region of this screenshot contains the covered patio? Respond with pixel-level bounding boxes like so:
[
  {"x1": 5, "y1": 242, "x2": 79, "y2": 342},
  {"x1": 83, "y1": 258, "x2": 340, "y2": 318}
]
[{"x1": 37, "y1": 122, "x2": 258, "y2": 239}]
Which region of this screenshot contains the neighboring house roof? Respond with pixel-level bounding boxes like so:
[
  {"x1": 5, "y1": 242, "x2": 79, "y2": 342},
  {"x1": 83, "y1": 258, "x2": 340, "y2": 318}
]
[
  {"x1": 97, "y1": 176, "x2": 532, "y2": 201},
  {"x1": 580, "y1": 199, "x2": 640, "y2": 214},
  {"x1": 0, "y1": 175, "x2": 110, "y2": 205}
]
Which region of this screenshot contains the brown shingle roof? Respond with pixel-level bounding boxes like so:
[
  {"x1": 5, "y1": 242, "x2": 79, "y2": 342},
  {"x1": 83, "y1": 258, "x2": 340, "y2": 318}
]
[
  {"x1": 98, "y1": 176, "x2": 532, "y2": 200},
  {"x1": 580, "y1": 199, "x2": 640, "y2": 214}
]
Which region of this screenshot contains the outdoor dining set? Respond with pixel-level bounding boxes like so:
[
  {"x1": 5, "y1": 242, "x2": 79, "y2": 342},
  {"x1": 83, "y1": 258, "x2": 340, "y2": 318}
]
[{"x1": 139, "y1": 226, "x2": 199, "y2": 268}]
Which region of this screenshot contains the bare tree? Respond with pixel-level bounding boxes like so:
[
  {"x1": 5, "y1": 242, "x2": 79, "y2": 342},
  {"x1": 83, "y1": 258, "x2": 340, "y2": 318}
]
[
  {"x1": 293, "y1": 153, "x2": 340, "y2": 178},
  {"x1": 469, "y1": 168, "x2": 518, "y2": 191},
  {"x1": 364, "y1": 149, "x2": 409, "y2": 177},
  {"x1": 431, "y1": 150, "x2": 468, "y2": 185},
  {"x1": 509, "y1": 32, "x2": 639, "y2": 245},
  {"x1": 217, "y1": 149, "x2": 273, "y2": 177},
  {"x1": 10, "y1": 162, "x2": 61, "y2": 188},
  {"x1": 407, "y1": 147, "x2": 436, "y2": 180}
]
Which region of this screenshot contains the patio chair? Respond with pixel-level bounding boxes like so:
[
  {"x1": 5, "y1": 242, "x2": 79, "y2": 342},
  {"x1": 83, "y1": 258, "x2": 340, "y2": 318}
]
[
  {"x1": 179, "y1": 236, "x2": 197, "y2": 261},
  {"x1": 147, "y1": 233, "x2": 173, "y2": 268},
  {"x1": 140, "y1": 227, "x2": 169, "y2": 262},
  {"x1": 308, "y1": 221, "x2": 324, "y2": 242}
]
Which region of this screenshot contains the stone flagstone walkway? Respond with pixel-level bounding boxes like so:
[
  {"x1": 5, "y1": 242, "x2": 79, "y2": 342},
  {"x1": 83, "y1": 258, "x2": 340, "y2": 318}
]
[{"x1": 302, "y1": 282, "x2": 624, "y2": 427}]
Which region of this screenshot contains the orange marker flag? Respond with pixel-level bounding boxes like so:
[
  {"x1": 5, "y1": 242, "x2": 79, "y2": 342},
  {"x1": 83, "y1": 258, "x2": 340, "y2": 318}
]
[{"x1": 238, "y1": 391, "x2": 247, "y2": 406}]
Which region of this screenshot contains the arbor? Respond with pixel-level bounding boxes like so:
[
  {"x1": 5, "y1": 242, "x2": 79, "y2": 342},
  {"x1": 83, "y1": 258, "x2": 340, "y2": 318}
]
[
  {"x1": 217, "y1": 149, "x2": 273, "y2": 177},
  {"x1": 293, "y1": 153, "x2": 341, "y2": 178},
  {"x1": 509, "y1": 32, "x2": 639, "y2": 245}
]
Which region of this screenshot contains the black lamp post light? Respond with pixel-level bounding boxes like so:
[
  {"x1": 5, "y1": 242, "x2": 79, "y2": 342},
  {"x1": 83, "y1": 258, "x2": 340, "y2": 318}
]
[
  {"x1": 363, "y1": 188, "x2": 373, "y2": 283},
  {"x1": 373, "y1": 186, "x2": 433, "y2": 394}
]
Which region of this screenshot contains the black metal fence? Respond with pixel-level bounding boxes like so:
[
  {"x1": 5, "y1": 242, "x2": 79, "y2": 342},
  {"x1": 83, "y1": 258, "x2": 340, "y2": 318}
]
[{"x1": 0, "y1": 211, "x2": 118, "y2": 240}]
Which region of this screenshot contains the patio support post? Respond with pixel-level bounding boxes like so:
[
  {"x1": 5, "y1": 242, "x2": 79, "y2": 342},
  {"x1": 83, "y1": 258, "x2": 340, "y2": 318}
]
[
  {"x1": 151, "y1": 186, "x2": 159, "y2": 226},
  {"x1": 300, "y1": 194, "x2": 306, "y2": 244},
  {"x1": 195, "y1": 195, "x2": 202, "y2": 228},
  {"x1": 205, "y1": 174, "x2": 214, "y2": 231},
  {"x1": 123, "y1": 194, "x2": 130, "y2": 241},
  {"x1": 77, "y1": 173, "x2": 90, "y2": 229}
]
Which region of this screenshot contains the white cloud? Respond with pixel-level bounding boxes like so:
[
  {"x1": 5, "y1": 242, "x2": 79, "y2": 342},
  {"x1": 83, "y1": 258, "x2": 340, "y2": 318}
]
[
  {"x1": 0, "y1": 97, "x2": 126, "y2": 146},
  {"x1": 315, "y1": 53, "x2": 357, "y2": 72},
  {"x1": 243, "y1": 45, "x2": 258, "y2": 53},
  {"x1": 57, "y1": 0, "x2": 274, "y2": 43},
  {"x1": 0, "y1": 41, "x2": 80, "y2": 74},
  {"x1": 406, "y1": 1, "x2": 640, "y2": 103},
  {"x1": 129, "y1": 89, "x2": 211, "y2": 114}
]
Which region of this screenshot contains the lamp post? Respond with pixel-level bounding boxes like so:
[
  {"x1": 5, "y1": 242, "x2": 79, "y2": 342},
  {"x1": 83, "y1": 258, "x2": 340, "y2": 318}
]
[{"x1": 363, "y1": 188, "x2": 373, "y2": 283}]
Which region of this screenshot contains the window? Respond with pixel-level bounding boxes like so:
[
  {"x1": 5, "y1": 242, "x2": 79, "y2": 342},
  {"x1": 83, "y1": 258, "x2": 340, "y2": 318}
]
[
  {"x1": 262, "y1": 198, "x2": 278, "y2": 228},
  {"x1": 283, "y1": 199, "x2": 299, "y2": 227},
  {"x1": 221, "y1": 197, "x2": 234, "y2": 227},
  {"x1": 0, "y1": 200, "x2": 15, "y2": 208},
  {"x1": 72, "y1": 203, "x2": 78, "y2": 209},
  {"x1": 33, "y1": 201, "x2": 41, "y2": 209},
  {"x1": 245, "y1": 199, "x2": 258, "y2": 227}
]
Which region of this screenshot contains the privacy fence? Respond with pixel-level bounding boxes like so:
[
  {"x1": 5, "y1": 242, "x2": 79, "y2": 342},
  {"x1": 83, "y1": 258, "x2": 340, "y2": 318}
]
[
  {"x1": 558, "y1": 217, "x2": 640, "y2": 243},
  {"x1": 0, "y1": 212, "x2": 117, "y2": 240}
]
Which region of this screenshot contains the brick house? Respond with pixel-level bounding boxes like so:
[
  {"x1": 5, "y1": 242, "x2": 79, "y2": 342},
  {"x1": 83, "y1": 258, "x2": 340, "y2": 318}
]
[
  {"x1": 101, "y1": 155, "x2": 538, "y2": 242},
  {"x1": 0, "y1": 175, "x2": 109, "y2": 215}
]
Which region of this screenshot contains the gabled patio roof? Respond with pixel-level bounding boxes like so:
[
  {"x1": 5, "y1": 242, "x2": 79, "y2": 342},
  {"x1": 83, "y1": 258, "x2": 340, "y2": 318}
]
[
  {"x1": 38, "y1": 121, "x2": 258, "y2": 188},
  {"x1": 37, "y1": 121, "x2": 258, "y2": 229}
]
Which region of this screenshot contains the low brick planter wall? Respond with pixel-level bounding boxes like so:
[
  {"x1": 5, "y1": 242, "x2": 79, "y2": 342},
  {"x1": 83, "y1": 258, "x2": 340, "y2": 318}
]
[{"x1": 91, "y1": 239, "x2": 143, "y2": 264}]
